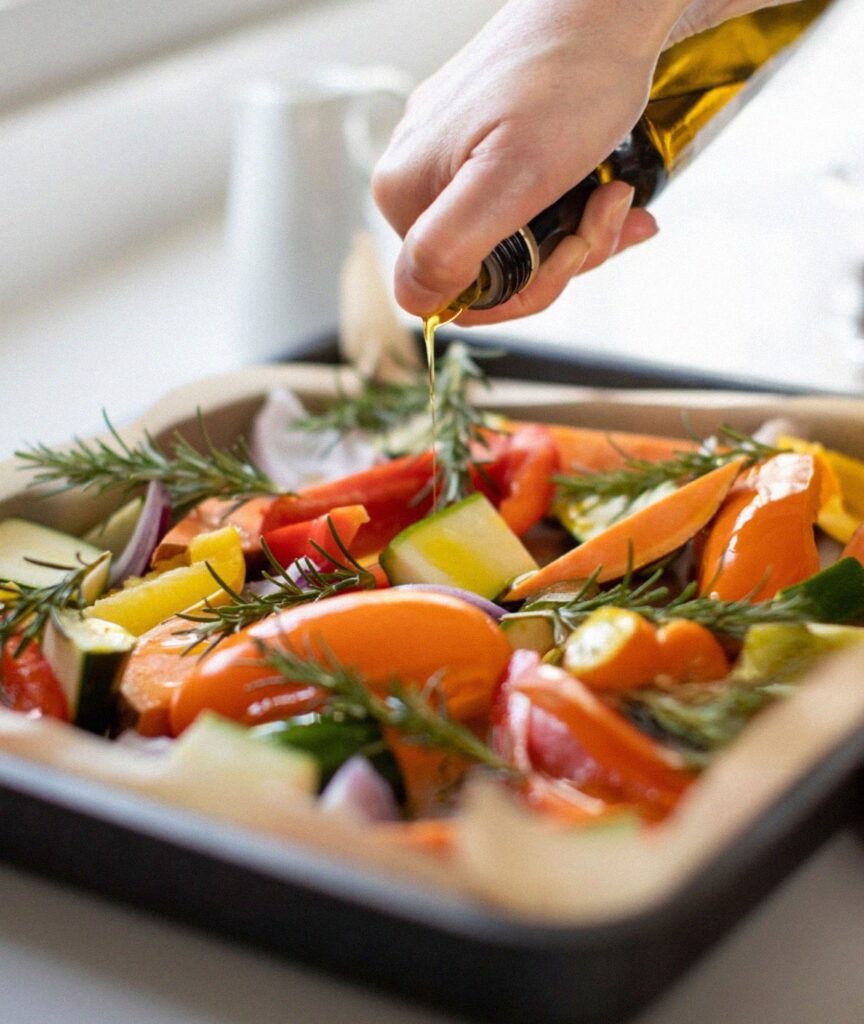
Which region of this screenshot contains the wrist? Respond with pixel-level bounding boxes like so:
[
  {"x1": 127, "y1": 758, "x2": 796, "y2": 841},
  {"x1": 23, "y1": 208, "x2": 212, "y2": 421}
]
[{"x1": 556, "y1": 0, "x2": 694, "y2": 61}]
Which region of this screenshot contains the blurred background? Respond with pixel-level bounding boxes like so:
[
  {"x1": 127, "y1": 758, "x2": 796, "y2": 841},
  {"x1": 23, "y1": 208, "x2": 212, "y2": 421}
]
[{"x1": 0, "y1": 0, "x2": 862, "y2": 450}]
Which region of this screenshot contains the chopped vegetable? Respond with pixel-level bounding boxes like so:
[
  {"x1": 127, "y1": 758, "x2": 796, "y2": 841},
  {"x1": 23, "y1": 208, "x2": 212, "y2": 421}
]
[
  {"x1": 698, "y1": 453, "x2": 821, "y2": 601},
  {"x1": 42, "y1": 611, "x2": 135, "y2": 734},
  {"x1": 169, "y1": 589, "x2": 513, "y2": 735},
  {"x1": 1, "y1": 637, "x2": 68, "y2": 720},
  {"x1": 505, "y1": 651, "x2": 691, "y2": 814},
  {"x1": 108, "y1": 481, "x2": 171, "y2": 586},
  {"x1": 562, "y1": 608, "x2": 663, "y2": 691},
  {"x1": 655, "y1": 619, "x2": 730, "y2": 683},
  {"x1": 507, "y1": 458, "x2": 745, "y2": 600},
  {"x1": 0, "y1": 518, "x2": 107, "y2": 591},
  {"x1": 262, "y1": 452, "x2": 436, "y2": 558},
  {"x1": 262, "y1": 504, "x2": 369, "y2": 570},
  {"x1": 381, "y1": 493, "x2": 538, "y2": 599},
  {"x1": 543, "y1": 424, "x2": 700, "y2": 474},
  {"x1": 86, "y1": 525, "x2": 245, "y2": 636}
]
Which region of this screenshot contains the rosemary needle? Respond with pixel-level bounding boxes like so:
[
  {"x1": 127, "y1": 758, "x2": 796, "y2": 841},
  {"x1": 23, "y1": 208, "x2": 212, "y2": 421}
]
[
  {"x1": 258, "y1": 642, "x2": 514, "y2": 773},
  {"x1": 179, "y1": 522, "x2": 376, "y2": 650},
  {"x1": 554, "y1": 426, "x2": 778, "y2": 503},
  {"x1": 16, "y1": 411, "x2": 282, "y2": 514}
]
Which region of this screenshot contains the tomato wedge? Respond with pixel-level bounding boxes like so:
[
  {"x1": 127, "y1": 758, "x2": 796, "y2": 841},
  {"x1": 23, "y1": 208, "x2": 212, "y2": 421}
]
[
  {"x1": 502, "y1": 651, "x2": 691, "y2": 816},
  {"x1": 1, "y1": 638, "x2": 68, "y2": 721}
]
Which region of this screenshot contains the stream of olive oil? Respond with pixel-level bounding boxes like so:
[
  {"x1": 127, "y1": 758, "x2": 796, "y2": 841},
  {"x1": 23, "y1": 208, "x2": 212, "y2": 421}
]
[{"x1": 422, "y1": 298, "x2": 470, "y2": 509}]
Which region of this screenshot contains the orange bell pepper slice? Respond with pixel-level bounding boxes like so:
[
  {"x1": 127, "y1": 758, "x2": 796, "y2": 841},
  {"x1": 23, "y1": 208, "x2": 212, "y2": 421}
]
[
  {"x1": 507, "y1": 457, "x2": 745, "y2": 600},
  {"x1": 169, "y1": 589, "x2": 512, "y2": 735},
  {"x1": 699, "y1": 453, "x2": 821, "y2": 602}
]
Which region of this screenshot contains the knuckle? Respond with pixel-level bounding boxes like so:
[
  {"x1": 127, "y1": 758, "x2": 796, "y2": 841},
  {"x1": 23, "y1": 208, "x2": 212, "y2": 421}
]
[{"x1": 370, "y1": 157, "x2": 399, "y2": 209}]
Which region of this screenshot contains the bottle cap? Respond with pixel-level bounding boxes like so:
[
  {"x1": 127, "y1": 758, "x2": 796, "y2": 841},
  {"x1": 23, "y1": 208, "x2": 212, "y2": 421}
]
[{"x1": 471, "y1": 228, "x2": 539, "y2": 309}]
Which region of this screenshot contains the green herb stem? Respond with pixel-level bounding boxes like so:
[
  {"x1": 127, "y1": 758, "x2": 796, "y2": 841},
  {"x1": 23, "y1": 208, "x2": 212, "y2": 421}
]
[
  {"x1": 17, "y1": 412, "x2": 282, "y2": 514},
  {"x1": 554, "y1": 426, "x2": 777, "y2": 504},
  {"x1": 259, "y1": 643, "x2": 515, "y2": 773},
  {"x1": 179, "y1": 522, "x2": 376, "y2": 650}
]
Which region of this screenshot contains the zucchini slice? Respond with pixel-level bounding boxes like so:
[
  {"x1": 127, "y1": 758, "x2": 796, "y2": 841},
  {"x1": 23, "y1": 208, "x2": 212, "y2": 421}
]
[
  {"x1": 0, "y1": 517, "x2": 110, "y2": 598},
  {"x1": 381, "y1": 493, "x2": 538, "y2": 600},
  {"x1": 42, "y1": 611, "x2": 135, "y2": 734}
]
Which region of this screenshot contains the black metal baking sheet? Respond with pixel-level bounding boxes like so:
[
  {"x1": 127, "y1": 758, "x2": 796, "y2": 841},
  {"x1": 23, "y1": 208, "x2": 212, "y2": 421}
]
[
  {"x1": 0, "y1": 712, "x2": 861, "y2": 1024},
  {"x1": 291, "y1": 328, "x2": 851, "y2": 396},
  {"x1": 0, "y1": 340, "x2": 861, "y2": 1024}
]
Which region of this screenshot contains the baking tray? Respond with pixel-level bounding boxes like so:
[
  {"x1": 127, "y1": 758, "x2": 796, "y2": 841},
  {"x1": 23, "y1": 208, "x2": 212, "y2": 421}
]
[
  {"x1": 293, "y1": 328, "x2": 851, "y2": 395},
  {"x1": 0, "y1": 344, "x2": 862, "y2": 1024}
]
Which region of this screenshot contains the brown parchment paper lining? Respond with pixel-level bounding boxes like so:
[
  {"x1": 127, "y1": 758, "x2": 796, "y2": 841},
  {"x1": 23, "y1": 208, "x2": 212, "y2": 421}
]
[{"x1": 1, "y1": 363, "x2": 863, "y2": 924}]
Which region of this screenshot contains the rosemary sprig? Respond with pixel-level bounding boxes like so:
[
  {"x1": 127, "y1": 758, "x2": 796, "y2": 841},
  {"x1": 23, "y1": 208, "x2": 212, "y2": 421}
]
[
  {"x1": 0, "y1": 555, "x2": 107, "y2": 655},
  {"x1": 519, "y1": 570, "x2": 817, "y2": 643},
  {"x1": 554, "y1": 426, "x2": 778, "y2": 502},
  {"x1": 649, "y1": 585, "x2": 814, "y2": 640},
  {"x1": 179, "y1": 521, "x2": 375, "y2": 650},
  {"x1": 511, "y1": 565, "x2": 672, "y2": 645},
  {"x1": 427, "y1": 342, "x2": 498, "y2": 507},
  {"x1": 293, "y1": 344, "x2": 500, "y2": 507},
  {"x1": 293, "y1": 379, "x2": 430, "y2": 436},
  {"x1": 258, "y1": 643, "x2": 514, "y2": 773},
  {"x1": 620, "y1": 679, "x2": 793, "y2": 764},
  {"x1": 16, "y1": 412, "x2": 282, "y2": 514}
]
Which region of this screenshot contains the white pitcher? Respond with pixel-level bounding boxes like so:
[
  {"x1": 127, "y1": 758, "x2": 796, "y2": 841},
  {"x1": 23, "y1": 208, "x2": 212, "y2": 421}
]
[{"x1": 225, "y1": 65, "x2": 411, "y2": 362}]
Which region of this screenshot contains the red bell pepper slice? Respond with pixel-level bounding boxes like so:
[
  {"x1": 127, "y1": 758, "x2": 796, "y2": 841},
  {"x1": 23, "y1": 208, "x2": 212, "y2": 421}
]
[
  {"x1": 261, "y1": 453, "x2": 435, "y2": 559},
  {"x1": 471, "y1": 424, "x2": 559, "y2": 536},
  {"x1": 260, "y1": 424, "x2": 558, "y2": 560},
  {"x1": 1, "y1": 637, "x2": 69, "y2": 721},
  {"x1": 261, "y1": 504, "x2": 370, "y2": 570}
]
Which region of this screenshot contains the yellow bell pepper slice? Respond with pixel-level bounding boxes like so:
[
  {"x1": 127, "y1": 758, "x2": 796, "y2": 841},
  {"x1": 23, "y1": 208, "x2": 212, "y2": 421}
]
[{"x1": 85, "y1": 526, "x2": 245, "y2": 636}]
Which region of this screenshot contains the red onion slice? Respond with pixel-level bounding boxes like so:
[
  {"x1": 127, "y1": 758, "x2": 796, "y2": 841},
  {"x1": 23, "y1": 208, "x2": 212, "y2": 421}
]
[
  {"x1": 251, "y1": 387, "x2": 378, "y2": 490},
  {"x1": 394, "y1": 583, "x2": 507, "y2": 621},
  {"x1": 320, "y1": 756, "x2": 400, "y2": 822},
  {"x1": 108, "y1": 481, "x2": 171, "y2": 586}
]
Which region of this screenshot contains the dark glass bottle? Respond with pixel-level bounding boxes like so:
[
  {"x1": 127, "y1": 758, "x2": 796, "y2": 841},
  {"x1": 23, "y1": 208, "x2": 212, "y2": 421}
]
[{"x1": 467, "y1": 0, "x2": 834, "y2": 310}]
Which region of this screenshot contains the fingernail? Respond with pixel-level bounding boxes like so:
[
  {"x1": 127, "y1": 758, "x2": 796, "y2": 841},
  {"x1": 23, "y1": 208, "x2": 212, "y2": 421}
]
[
  {"x1": 612, "y1": 185, "x2": 636, "y2": 221},
  {"x1": 565, "y1": 238, "x2": 591, "y2": 276}
]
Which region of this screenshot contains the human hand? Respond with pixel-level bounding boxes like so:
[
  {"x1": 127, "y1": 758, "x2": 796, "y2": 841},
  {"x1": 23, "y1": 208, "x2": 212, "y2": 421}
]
[{"x1": 372, "y1": 0, "x2": 780, "y2": 324}]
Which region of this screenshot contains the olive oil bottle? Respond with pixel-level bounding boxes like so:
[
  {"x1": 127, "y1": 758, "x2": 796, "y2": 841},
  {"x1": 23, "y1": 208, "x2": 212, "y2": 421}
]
[{"x1": 460, "y1": 0, "x2": 835, "y2": 311}]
